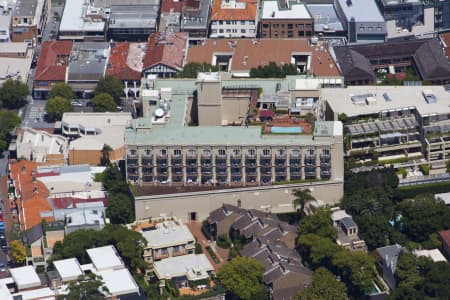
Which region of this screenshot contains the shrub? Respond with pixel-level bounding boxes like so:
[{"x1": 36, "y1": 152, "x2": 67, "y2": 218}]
[
  {"x1": 398, "y1": 167, "x2": 407, "y2": 179},
  {"x1": 217, "y1": 234, "x2": 231, "y2": 249},
  {"x1": 420, "y1": 164, "x2": 430, "y2": 175}
]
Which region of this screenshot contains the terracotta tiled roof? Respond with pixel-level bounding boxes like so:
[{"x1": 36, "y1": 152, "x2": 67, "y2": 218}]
[
  {"x1": 187, "y1": 39, "x2": 341, "y2": 77},
  {"x1": 211, "y1": 0, "x2": 257, "y2": 21},
  {"x1": 439, "y1": 229, "x2": 450, "y2": 246},
  {"x1": 34, "y1": 41, "x2": 73, "y2": 82},
  {"x1": 10, "y1": 161, "x2": 54, "y2": 230},
  {"x1": 106, "y1": 42, "x2": 142, "y2": 81},
  {"x1": 440, "y1": 33, "x2": 450, "y2": 59},
  {"x1": 161, "y1": 0, "x2": 183, "y2": 13},
  {"x1": 143, "y1": 32, "x2": 187, "y2": 71}
]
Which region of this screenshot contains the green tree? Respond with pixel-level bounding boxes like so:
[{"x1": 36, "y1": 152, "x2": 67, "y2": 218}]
[
  {"x1": 92, "y1": 93, "x2": 116, "y2": 112},
  {"x1": 106, "y1": 193, "x2": 133, "y2": 224},
  {"x1": 95, "y1": 76, "x2": 124, "y2": 104},
  {"x1": 397, "y1": 195, "x2": 450, "y2": 242},
  {"x1": 9, "y1": 240, "x2": 26, "y2": 266},
  {"x1": 292, "y1": 189, "x2": 315, "y2": 218},
  {"x1": 217, "y1": 256, "x2": 267, "y2": 300},
  {"x1": 299, "y1": 207, "x2": 337, "y2": 240},
  {"x1": 295, "y1": 267, "x2": 347, "y2": 300},
  {"x1": 177, "y1": 62, "x2": 219, "y2": 78},
  {"x1": 0, "y1": 110, "x2": 21, "y2": 153},
  {"x1": 298, "y1": 234, "x2": 340, "y2": 268},
  {"x1": 332, "y1": 250, "x2": 376, "y2": 295},
  {"x1": 100, "y1": 144, "x2": 112, "y2": 166},
  {"x1": 45, "y1": 96, "x2": 73, "y2": 121},
  {"x1": 0, "y1": 79, "x2": 29, "y2": 109},
  {"x1": 59, "y1": 274, "x2": 108, "y2": 300},
  {"x1": 49, "y1": 83, "x2": 73, "y2": 100}
]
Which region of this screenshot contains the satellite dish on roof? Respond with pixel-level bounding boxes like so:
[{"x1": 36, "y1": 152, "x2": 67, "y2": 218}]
[{"x1": 155, "y1": 108, "x2": 164, "y2": 118}]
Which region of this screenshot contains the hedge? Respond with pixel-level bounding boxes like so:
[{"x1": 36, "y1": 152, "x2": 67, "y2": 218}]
[{"x1": 394, "y1": 181, "x2": 450, "y2": 200}]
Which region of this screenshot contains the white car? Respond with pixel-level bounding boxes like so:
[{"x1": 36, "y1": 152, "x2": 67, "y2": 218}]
[{"x1": 71, "y1": 101, "x2": 83, "y2": 107}]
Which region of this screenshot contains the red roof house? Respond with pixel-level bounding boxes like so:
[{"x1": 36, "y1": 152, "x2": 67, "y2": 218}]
[{"x1": 106, "y1": 42, "x2": 143, "y2": 82}]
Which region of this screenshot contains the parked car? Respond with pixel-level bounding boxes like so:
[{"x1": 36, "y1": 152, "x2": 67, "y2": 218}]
[
  {"x1": 71, "y1": 101, "x2": 83, "y2": 107},
  {"x1": 0, "y1": 263, "x2": 6, "y2": 272},
  {"x1": 0, "y1": 239, "x2": 7, "y2": 249}
]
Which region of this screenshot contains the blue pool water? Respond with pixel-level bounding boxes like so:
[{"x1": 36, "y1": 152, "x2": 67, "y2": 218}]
[{"x1": 271, "y1": 126, "x2": 303, "y2": 134}]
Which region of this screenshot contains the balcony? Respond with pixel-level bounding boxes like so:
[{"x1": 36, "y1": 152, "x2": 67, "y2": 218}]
[
  {"x1": 230, "y1": 158, "x2": 242, "y2": 167},
  {"x1": 202, "y1": 175, "x2": 213, "y2": 184},
  {"x1": 187, "y1": 176, "x2": 198, "y2": 183},
  {"x1": 187, "y1": 167, "x2": 197, "y2": 175},
  {"x1": 156, "y1": 158, "x2": 168, "y2": 167},
  {"x1": 155, "y1": 175, "x2": 168, "y2": 182},
  {"x1": 275, "y1": 158, "x2": 286, "y2": 166},
  {"x1": 321, "y1": 169, "x2": 331, "y2": 179},
  {"x1": 142, "y1": 151, "x2": 152, "y2": 158},
  {"x1": 260, "y1": 175, "x2": 272, "y2": 184},
  {"x1": 260, "y1": 167, "x2": 272, "y2": 175},
  {"x1": 172, "y1": 157, "x2": 182, "y2": 166},
  {"x1": 216, "y1": 175, "x2": 227, "y2": 184},
  {"x1": 231, "y1": 176, "x2": 242, "y2": 183},
  {"x1": 275, "y1": 175, "x2": 286, "y2": 182},
  {"x1": 127, "y1": 158, "x2": 138, "y2": 166},
  {"x1": 246, "y1": 167, "x2": 257, "y2": 175},
  {"x1": 127, "y1": 167, "x2": 138, "y2": 175},
  {"x1": 231, "y1": 167, "x2": 241, "y2": 175},
  {"x1": 142, "y1": 167, "x2": 153, "y2": 175},
  {"x1": 187, "y1": 152, "x2": 197, "y2": 159},
  {"x1": 142, "y1": 175, "x2": 153, "y2": 182},
  {"x1": 260, "y1": 158, "x2": 271, "y2": 166},
  {"x1": 305, "y1": 166, "x2": 316, "y2": 179},
  {"x1": 305, "y1": 158, "x2": 315, "y2": 166},
  {"x1": 201, "y1": 167, "x2": 212, "y2": 175},
  {"x1": 245, "y1": 158, "x2": 256, "y2": 167},
  {"x1": 201, "y1": 159, "x2": 212, "y2": 167},
  {"x1": 172, "y1": 166, "x2": 182, "y2": 175},
  {"x1": 186, "y1": 158, "x2": 197, "y2": 167},
  {"x1": 201, "y1": 152, "x2": 212, "y2": 159},
  {"x1": 290, "y1": 158, "x2": 301, "y2": 166},
  {"x1": 127, "y1": 151, "x2": 137, "y2": 158},
  {"x1": 142, "y1": 158, "x2": 152, "y2": 166},
  {"x1": 275, "y1": 167, "x2": 286, "y2": 175},
  {"x1": 172, "y1": 175, "x2": 183, "y2": 182}
]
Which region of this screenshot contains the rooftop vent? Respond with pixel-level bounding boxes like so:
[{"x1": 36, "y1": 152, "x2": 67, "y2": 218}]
[
  {"x1": 351, "y1": 93, "x2": 374, "y2": 105},
  {"x1": 423, "y1": 90, "x2": 437, "y2": 103},
  {"x1": 383, "y1": 92, "x2": 392, "y2": 102}
]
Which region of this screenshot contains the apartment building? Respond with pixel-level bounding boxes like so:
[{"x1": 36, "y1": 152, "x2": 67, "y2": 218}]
[
  {"x1": 127, "y1": 73, "x2": 344, "y2": 221},
  {"x1": 259, "y1": 0, "x2": 314, "y2": 39},
  {"x1": 0, "y1": 15, "x2": 10, "y2": 42},
  {"x1": 323, "y1": 85, "x2": 450, "y2": 168},
  {"x1": 209, "y1": 0, "x2": 258, "y2": 38},
  {"x1": 334, "y1": 0, "x2": 386, "y2": 44},
  {"x1": 11, "y1": 0, "x2": 48, "y2": 46},
  {"x1": 140, "y1": 220, "x2": 195, "y2": 264}
]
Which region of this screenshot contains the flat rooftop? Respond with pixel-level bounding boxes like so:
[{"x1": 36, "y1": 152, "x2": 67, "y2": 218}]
[
  {"x1": 59, "y1": 0, "x2": 106, "y2": 32},
  {"x1": 323, "y1": 85, "x2": 450, "y2": 118},
  {"x1": 87, "y1": 245, "x2": 124, "y2": 271},
  {"x1": 109, "y1": 5, "x2": 158, "y2": 29},
  {"x1": 306, "y1": 4, "x2": 344, "y2": 32},
  {"x1": 9, "y1": 266, "x2": 41, "y2": 290},
  {"x1": 336, "y1": 0, "x2": 384, "y2": 22},
  {"x1": 53, "y1": 258, "x2": 83, "y2": 281},
  {"x1": 142, "y1": 221, "x2": 194, "y2": 248},
  {"x1": 68, "y1": 42, "x2": 110, "y2": 81},
  {"x1": 153, "y1": 254, "x2": 214, "y2": 280},
  {"x1": 98, "y1": 268, "x2": 140, "y2": 296},
  {"x1": 0, "y1": 57, "x2": 32, "y2": 84},
  {"x1": 261, "y1": 1, "x2": 311, "y2": 19}
]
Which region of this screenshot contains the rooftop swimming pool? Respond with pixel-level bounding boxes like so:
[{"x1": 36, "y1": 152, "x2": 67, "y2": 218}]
[{"x1": 270, "y1": 126, "x2": 303, "y2": 134}]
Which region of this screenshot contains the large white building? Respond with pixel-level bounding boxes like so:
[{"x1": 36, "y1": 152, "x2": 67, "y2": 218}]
[{"x1": 209, "y1": 0, "x2": 258, "y2": 38}]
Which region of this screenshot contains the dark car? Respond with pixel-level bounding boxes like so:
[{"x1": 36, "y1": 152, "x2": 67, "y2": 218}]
[
  {"x1": 86, "y1": 101, "x2": 93, "y2": 107},
  {"x1": 0, "y1": 239, "x2": 7, "y2": 249}
]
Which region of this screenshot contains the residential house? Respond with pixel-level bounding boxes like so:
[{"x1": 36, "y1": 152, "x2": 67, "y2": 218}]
[
  {"x1": 259, "y1": 0, "x2": 314, "y2": 39},
  {"x1": 187, "y1": 38, "x2": 341, "y2": 77},
  {"x1": 333, "y1": 38, "x2": 450, "y2": 85},
  {"x1": 209, "y1": 0, "x2": 258, "y2": 38},
  {"x1": 334, "y1": 0, "x2": 386, "y2": 44},
  {"x1": 52, "y1": 245, "x2": 142, "y2": 298},
  {"x1": 61, "y1": 112, "x2": 132, "y2": 165},
  {"x1": 142, "y1": 32, "x2": 187, "y2": 78},
  {"x1": 153, "y1": 254, "x2": 214, "y2": 289},
  {"x1": 439, "y1": 229, "x2": 450, "y2": 259},
  {"x1": 33, "y1": 40, "x2": 73, "y2": 99},
  {"x1": 331, "y1": 209, "x2": 367, "y2": 252},
  {"x1": 11, "y1": 0, "x2": 48, "y2": 46},
  {"x1": 0, "y1": 15, "x2": 10, "y2": 42},
  {"x1": 376, "y1": 244, "x2": 402, "y2": 290},
  {"x1": 106, "y1": 42, "x2": 144, "y2": 98},
  {"x1": 140, "y1": 220, "x2": 196, "y2": 265},
  {"x1": 181, "y1": 0, "x2": 211, "y2": 38},
  {"x1": 67, "y1": 42, "x2": 110, "y2": 97},
  {"x1": 58, "y1": 0, "x2": 106, "y2": 41},
  {"x1": 413, "y1": 249, "x2": 447, "y2": 263},
  {"x1": 14, "y1": 127, "x2": 68, "y2": 165}
]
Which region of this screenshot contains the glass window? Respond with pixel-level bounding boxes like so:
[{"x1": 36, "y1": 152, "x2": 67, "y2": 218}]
[
  {"x1": 248, "y1": 149, "x2": 256, "y2": 156},
  {"x1": 262, "y1": 149, "x2": 271, "y2": 156},
  {"x1": 291, "y1": 149, "x2": 300, "y2": 157},
  {"x1": 159, "y1": 149, "x2": 167, "y2": 155},
  {"x1": 173, "y1": 149, "x2": 182, "y2": 156},
  {"x1": 233, "y1": 149, "x2": 241, "y2": 156},
  {"x1": 203, "y1": 149, "x2": 211, "y2": 156},
  {"x1": 218, "y1": 149, "x2": 226, "y2": 156}
]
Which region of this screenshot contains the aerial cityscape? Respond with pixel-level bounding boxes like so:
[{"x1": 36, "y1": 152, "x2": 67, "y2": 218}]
[{"x1": 0, "y1": 0, "x2": 449, "y2": 299}]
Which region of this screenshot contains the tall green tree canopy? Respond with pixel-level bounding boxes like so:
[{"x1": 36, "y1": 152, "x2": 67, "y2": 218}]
[
  {"x1": 45, "y1": 96, "x2": 73, "y2": 121},
  {"x1": 58, "y1": 274, "x2": 108, "y2": 300},
  {"x1": 95, "y1": 76, "x2": 124, "y2": 104},
  {"x1": 217, "y1": 256, "x2": 267, "y2": 300},
  {"x1": 0, "y1": 79, "x2": 29, "y2": 109},
  {"x1": 295, "y1": 267, "x2": 347, "y2": 300},
  {"x1": 49, "y1": 82, "x2": 73, "y2": 100},
  {"x1": 92, "y1": 93, "x2": 116, "y2": 112},
  {"x1": 106, "y1": 193, "x2": 133, "y2": 224},
  {"x1": 177, "y1": 62, "x2": 219, "y2": 78},
  {"x1": 292, "y1": 189, "x2": 315, "y2": 218},
  {"x1": 0, "y1": 110, "x2": 21, "y2": 152},
  {"x1": 299, "y1": 207, "x2": 336, "y2": 240}
]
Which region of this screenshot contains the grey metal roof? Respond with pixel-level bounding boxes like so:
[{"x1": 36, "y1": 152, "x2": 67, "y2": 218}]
[
  {"x1": 109, "y1": 5, "x2": 159, "y2": 29},
  {"x1": 376, "y1": 244, "x2": 402, "y2": 274},
  {"x1": 13, "y1": 0, "x2": 37, "y2": 17},
  {"x1": 340, "y1": 217, "x2": 357, "y2": 229},
  {"x1": 68, "y1": 42, "x2": 110, "y2": 81},
  {"x1": 306, "y1": 4, "x2": 344, "y2": 32}
]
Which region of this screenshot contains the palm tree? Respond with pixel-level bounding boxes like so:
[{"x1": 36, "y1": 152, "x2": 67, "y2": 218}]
[
  {"x1": 292, "y1": 188, "x2": 316, "y2": 218},
  {"x1": 100, "y1": 144, "x2": 113, "y2": 166}
]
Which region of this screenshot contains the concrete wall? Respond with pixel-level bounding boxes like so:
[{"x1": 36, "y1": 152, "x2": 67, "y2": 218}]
[
  {"x1": 69, "y1": 147, "x2": 124, "y2": 165},
  {"x1": 135, "y1": 180, "x2": 343, "y2": 222}
]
